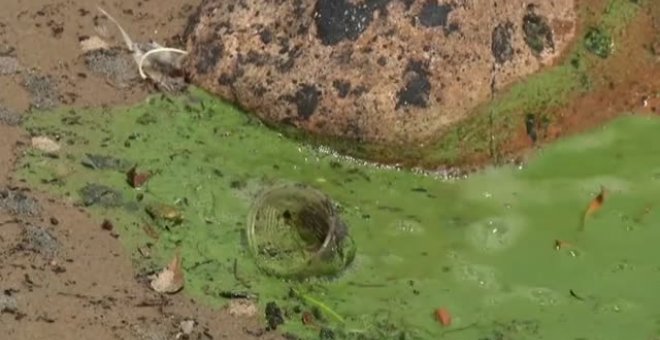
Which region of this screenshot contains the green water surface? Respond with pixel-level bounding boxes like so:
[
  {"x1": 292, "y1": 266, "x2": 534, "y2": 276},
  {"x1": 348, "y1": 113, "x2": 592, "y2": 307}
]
[{"x1": 17, "y1": 90, "x2": 660, "y2": 339}]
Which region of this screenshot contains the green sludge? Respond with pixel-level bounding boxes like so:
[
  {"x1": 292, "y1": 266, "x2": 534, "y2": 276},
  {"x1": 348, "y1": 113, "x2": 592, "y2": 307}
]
[{"x1": 17, "y1": 90, "x2": 660, "y2": 339}]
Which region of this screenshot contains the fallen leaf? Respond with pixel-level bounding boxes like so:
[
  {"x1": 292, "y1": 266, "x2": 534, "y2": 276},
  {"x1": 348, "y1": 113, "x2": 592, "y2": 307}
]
[
  {"x1": 31, "y1": 136, "x2": 60, "y2": 153},
  {"x1": 150, "y1": 250, "x2": 184, "y2": 294},
  {"x1": 435, "y1": 307, "x2": 451, "y2": 327}
]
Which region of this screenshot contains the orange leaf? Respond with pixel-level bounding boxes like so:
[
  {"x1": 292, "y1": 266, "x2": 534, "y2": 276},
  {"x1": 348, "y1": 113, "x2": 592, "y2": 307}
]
[{"x1": 435, "y1": 308, "x2": 452, "y2": 327}]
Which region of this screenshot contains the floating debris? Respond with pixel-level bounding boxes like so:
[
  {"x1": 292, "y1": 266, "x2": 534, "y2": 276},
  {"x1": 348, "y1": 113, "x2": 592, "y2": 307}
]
[
  {"x1": 581, "y1": 185, "x2": 607, "y2": 229},
  {"x1": 435, "y1": 307, "x2": 452, "y2": 327}
]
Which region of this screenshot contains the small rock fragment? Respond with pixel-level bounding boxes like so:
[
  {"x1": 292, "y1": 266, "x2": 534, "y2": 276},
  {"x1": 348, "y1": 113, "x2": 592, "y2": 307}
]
[
  {"x1": 0, "y1": 55, "x2": 21, "y2": 75},
  {"x1": 265, "y1": 301, "x2": 284, "y2": 330},
  {"x1": 23, "y1": 74, "x2": 59, "y2": 110},
  {"x1": 228, "y1": 299, "x2": 258, "y2": 318},
  {"x1": 80, "y1": 35, "x2": 110, "y2": 52},
  {"x1": 0, "y1": 188, "x2": 41, "y2": 216},
  {"x1": 0, "y1": 105, "x2": 22, "y2": 126},
  {"x1": 22, "y1": 224, "x2": 60, "y2": 260},
  {"x1": 179, "y1": 320, "x2": 195, "y2": 335},
  {"x1": 0, "y1": 293, "x2": 18, "y2": 313},
  {"x1": 31, "y1": 136, "x2": 61, "y2": 153}
]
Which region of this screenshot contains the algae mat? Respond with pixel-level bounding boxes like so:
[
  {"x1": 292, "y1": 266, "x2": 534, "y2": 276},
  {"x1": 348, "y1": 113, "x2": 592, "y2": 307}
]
[{"x1": 17, "y1": 90, "x2": 660, "y2": 339}]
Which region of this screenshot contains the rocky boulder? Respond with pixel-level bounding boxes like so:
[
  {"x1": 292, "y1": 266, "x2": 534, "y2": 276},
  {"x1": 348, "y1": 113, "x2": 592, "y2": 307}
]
[{"x1": 183, "y1": 0, "x2": 576, "y2": 148}]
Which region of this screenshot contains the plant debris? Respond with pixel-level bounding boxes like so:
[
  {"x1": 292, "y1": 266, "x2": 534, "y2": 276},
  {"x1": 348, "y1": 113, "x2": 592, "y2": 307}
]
[
  {"x1": 96, "y1": 7, "x2": 188, "y2": 93},
  {"x1": 569, "y1": 289, "x2": 584, "y2": 301},
  {"x1": 581, "y1": 185, "x2": 607, "y2": 229},
  {"x1": 149, "y1": 250, "x2": 184, "y2": 294}
]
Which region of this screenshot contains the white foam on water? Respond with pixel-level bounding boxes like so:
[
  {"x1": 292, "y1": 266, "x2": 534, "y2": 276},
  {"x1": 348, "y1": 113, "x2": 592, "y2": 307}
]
[
  {"x1": 466, "y1": 215, "x2": 526, "y2": 253},
  {"x1": 385, "y1": 219, "x2": 426, "y2": 236},
  {"x1": 513, "y1": 286, "x2": 565, "y2": 306},
  {"x1": 453, "y1": 262, "x2": 501, "y2": 291}
]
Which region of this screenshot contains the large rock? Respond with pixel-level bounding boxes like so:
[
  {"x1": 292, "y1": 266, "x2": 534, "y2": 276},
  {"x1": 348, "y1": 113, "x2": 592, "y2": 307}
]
[{"x1": 183, "y1": 0, "x2": 576, "y2": 147}]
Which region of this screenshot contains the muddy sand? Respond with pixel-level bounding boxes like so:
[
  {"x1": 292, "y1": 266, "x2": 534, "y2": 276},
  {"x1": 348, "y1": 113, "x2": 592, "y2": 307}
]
[{"x1": 0, "y1": 0, "x2": 284, "y2": 339}]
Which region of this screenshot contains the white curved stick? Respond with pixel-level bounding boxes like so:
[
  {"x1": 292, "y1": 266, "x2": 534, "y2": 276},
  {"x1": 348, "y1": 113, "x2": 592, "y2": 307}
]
[
  {"x1": 97, "y1": 6, "x2": 135, "y2": 52},
  {"x1": 138, "y1": 47, "x2": 189, "y2": 79}
]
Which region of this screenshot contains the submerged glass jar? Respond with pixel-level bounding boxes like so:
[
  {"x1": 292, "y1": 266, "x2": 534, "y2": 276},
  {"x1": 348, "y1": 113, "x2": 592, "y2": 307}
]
[{"x1": 246, "y1": 182, "x2": 356, "y2": 279}]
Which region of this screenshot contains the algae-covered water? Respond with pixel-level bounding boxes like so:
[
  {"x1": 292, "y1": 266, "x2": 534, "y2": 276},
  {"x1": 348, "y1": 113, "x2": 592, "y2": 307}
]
[{"x1": 17, "y1": 90, "x2": 660, "y2": 339}]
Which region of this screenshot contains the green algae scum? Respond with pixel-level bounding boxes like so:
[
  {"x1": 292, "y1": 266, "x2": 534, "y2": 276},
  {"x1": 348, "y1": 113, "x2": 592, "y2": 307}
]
[{"x1": 16, "y1": 88, "x2": 660, "y2": 339}]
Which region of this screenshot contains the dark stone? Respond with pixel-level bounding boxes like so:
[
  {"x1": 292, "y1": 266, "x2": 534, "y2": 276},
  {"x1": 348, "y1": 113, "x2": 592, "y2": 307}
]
[
  {"x1": 251, "y1": 85, "x2": 267, "y2": 96},
  {"x1": 350, "y1": 85, "x2": 368, "y2": 96},
  {"x1": 319, "y1": 327, "x2": 336, "y2": 339},
  {"x1": 292, "y1": 84, "x2": 321, "y2": 119},
  {"x1": 194, "y1": 42, "x2": 224, "y2": 74},
  {"x1": 522, "y1": 6, "x2": 554, "y2": 55},
  {"x1": 492, "y1": 21, "x2": 514, "y2": 64},
  {"x1": 265, "y1": 302, "x2": 284, "y2": 331},
  {"x1": 217, "y1": 73, "x2": 234, "y2": 85},
  {"x1": 525, "y1": 113, "x2": 537, "y2": 143},
  {"x1": 313, "y1": 0, "x2": 391, "y2": 45},
  {"x1": 79, "y1": 183, "x2": 123, "y2": 207},
  {"x1": 396, "y1": 60, "x2": 431, "y2": 109},
  {"x1": 242, "y1": 51, "x2": 270, "y2": 66},
  {"x1": 400, "y1": 0, "x2": 415, "y2": 10},
  {"x1": 377, "y1": 56, "x2": 387, "y2": 66},
  {"x1": 418, "y1": 0, "x2": 453, "y2": 28},
  {"x1": 333, "y1": 80, "x2": 351, "y2": 98},
  {"x1": 259, "y1": 28, "x2": 273, "y2": 44}
]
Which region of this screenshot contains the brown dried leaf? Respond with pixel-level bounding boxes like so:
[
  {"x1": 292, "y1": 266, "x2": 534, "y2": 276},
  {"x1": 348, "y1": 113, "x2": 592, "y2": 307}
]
[{"x1": 150, "y1": 250, "x2": 184, "y2": 294}]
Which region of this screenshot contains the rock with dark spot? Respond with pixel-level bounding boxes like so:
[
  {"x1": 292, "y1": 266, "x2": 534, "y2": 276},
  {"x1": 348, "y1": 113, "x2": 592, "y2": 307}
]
[
  {"x1": 417, "y1": 0, "x2": 452, "y2": 28},
  {"x1": 333, "y1": 80, "x2": 351, "y2": 98},
  {"x1": 289, "y1": 84, "x2": 321, "y2": 119},
  {"x1": 522, "y1": 5, "x2": 554, "y2": 55},
  {"x1": 259, "y1": 29, "x2": 273, "y2": 44},
  {"x1": 396, "y1": 60, "x2": 431, "y2": 109},
  {"x1": 313, "y1": 0, "x2": 391, "y2": 46},
  {"x1": 492, "y1": 22, "x2": 515, "y2": 64},
  {"x1": 184, "y1": 0, "x2": 575, "y2": 148},
  {"x1": 194, "y1": 42, "x2": 224, "y2": 74}
]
